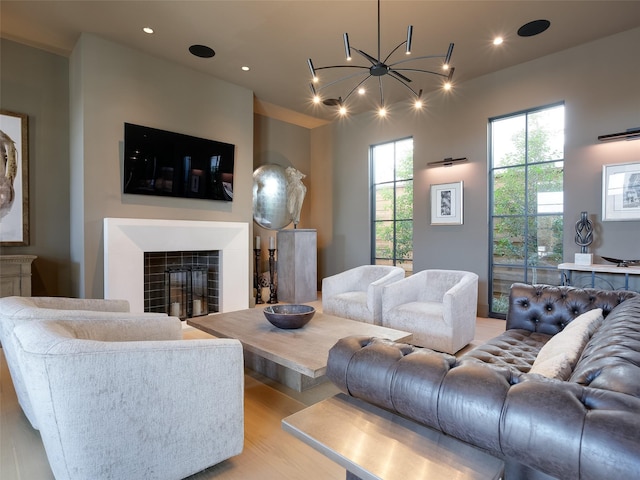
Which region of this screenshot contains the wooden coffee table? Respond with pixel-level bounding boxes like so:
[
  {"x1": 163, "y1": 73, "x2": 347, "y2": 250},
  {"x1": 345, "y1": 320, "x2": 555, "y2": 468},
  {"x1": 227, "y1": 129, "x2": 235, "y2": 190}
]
[{"x1": 187, "y1": 308, "x2": 412, "y2": 391}]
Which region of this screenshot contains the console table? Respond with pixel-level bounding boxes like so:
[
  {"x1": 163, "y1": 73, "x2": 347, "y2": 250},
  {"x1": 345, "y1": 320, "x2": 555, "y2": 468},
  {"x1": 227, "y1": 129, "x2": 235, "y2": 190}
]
[
  {"x1": 558, "y1": 262, "x2": 640, "y2": 292},
  {"x1": 0, "y1": 255, "x2": 37, "y2": 297}
]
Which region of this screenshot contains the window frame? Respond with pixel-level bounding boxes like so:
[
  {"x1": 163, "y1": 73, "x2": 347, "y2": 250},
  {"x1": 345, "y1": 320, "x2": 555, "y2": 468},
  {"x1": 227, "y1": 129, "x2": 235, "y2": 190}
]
[
  {"x1": 488, "y1": 102, "x2": 565, "y2": 318},
  {"x1": 370, "y1": 136, "x2": 414, "y2": 274}
]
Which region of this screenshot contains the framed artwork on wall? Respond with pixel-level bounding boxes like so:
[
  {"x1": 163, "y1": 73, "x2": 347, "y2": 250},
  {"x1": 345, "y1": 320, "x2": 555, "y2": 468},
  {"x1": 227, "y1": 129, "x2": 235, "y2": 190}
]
[
  {"x1": 431, "y1": 181, "x2": 463, "y2": 225},
  {"x1": 1, "y1": 110, "x2": 29, "y2": 245},
  {"x1": 602, "y1": 161, "x2": 640, "y2": 221}
]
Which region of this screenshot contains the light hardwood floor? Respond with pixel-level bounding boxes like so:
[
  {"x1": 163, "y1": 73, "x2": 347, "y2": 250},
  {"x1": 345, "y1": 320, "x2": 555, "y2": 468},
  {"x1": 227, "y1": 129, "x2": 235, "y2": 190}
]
[{"x1": 1, "y1": 300, "x2": 505, "y2": 480}]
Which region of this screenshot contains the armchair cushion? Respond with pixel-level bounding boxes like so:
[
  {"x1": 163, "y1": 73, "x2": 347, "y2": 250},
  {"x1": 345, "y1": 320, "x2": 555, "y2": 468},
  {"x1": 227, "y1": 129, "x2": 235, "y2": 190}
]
[{"x1": 12, "y1": 318, "x2": 244, "y2": 480}]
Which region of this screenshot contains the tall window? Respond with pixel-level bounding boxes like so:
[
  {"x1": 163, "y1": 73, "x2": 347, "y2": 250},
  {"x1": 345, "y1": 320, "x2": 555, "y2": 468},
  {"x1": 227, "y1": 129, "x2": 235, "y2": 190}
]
[
  {"x1": 371, "y1": 137, "x2": 413, "y2": 275},
  {"x1": 489, "y1": 104, "x2": 565, "y2": 317}
]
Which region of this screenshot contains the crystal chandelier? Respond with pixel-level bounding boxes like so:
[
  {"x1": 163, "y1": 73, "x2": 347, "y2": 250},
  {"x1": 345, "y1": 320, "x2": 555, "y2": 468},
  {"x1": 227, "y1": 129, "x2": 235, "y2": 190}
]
[{"x1": 307, "y1": 0, "x2": 455, "y2": 117}]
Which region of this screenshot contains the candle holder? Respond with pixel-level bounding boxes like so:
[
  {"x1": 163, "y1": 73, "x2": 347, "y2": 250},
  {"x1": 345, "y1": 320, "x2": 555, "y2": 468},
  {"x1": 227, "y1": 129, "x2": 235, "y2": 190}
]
[
  {"x1": 254, "y1": 248, "x2": 264, "y2": 304},
  {"x1": 267, "y1": 248, "x2": 278, "y2": 304}
]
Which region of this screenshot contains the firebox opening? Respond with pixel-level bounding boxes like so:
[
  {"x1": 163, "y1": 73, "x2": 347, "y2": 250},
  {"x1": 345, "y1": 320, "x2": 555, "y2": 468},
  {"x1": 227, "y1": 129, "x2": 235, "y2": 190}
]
[{"x1": 144, "y1": 251, "x2": 220, "y2": 320}]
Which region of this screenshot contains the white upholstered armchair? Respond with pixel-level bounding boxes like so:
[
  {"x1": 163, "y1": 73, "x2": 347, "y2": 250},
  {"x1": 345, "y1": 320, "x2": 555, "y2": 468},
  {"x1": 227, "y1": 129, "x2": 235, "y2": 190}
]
[
  {"x1": 11, "y1": 316, "x2": 244, "y2": 480},
  {"x1": 381, "y1": 269, "x2": 479, "y2": 354},
  {"x1": 322, "y1": 265, "x2": 405, "y2": 325}
]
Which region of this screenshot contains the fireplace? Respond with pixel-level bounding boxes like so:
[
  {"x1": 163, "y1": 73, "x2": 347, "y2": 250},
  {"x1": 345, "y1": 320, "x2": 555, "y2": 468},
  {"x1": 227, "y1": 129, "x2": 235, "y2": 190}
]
[{"x1": 104, "y1": 218, "x2": 249, "y2": 313}]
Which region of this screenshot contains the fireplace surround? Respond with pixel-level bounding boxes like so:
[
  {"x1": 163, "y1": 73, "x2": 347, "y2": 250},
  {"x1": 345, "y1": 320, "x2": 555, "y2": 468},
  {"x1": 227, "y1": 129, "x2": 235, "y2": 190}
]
[{"x1": 104, "y1": 218, "x2": 249, "y2": 313}]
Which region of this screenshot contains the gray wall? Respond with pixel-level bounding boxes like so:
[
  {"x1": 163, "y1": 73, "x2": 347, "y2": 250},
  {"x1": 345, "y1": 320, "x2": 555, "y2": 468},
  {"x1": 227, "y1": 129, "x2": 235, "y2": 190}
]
[
  {"x1": 0, "y1": 39, "x2": 71, "y2": 295},
  {"x1": 253, "y1": 113, "x2": 312, "y2": 275},
  {"x1": 312, "y1": 27, "x2": 640, "y2": 316},
  {"x1": 69, "y1": 34, "x2": 255, "y2": 298}
]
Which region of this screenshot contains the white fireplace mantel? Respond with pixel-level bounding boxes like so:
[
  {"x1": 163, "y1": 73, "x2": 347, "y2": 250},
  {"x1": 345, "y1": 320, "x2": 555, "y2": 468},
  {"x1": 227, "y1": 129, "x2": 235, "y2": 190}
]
[{"x1": 104, "y1": 218, "x2": 249, "y2": 313}]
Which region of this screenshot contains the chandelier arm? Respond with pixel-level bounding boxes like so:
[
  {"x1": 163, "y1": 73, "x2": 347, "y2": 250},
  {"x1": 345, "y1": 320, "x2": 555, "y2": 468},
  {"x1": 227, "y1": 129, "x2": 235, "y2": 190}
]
[
  {"x1": 342, "y1": 75, "x2": 373, "y2": 103},
  {"x1": 382, "y1": 41, "x2": 408, "y2": 64},
  {"x1": 315, "y1": 70, "x2": 371, "y2": 93},
  {"x1": 387, "y1": 74, "x2": 421, "y2": 98},
  {"x1": 392, "y1": 67, "x2": 449, "y2": 78},
  {"x1": 354, "y1": 49, "x2": 378, "y2": 65},
  {"x1": 315, "y1": 65, "x2": 371, "y2": 72},
  {"x1": 378, "y1": 77, "x2": 384, "y2": 106},
  {"x1": 388, "y1": 54, "x2": 447, "y2": 68},
  {"x1": 388, "y1": 69, "x2": 412, "y2": 83}
]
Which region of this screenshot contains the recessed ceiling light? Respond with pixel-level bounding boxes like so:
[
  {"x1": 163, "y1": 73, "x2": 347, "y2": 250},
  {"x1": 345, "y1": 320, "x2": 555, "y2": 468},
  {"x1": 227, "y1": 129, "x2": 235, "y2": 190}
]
[
  {"x1": 493, "y1": 37, "x2": 504, "y2": 46},
  {"x1": 189, "y1": 44, "x2": 215, "y2": 58},
  {"x1": 142, "y1": 27, "x2": 154, "y2": 34},
  {"x1": 241, "y1": 66, "x2": 250, "y2": 71},
  {"x1": 518, "y1": 19, "x2": 551, "y2": 37}
]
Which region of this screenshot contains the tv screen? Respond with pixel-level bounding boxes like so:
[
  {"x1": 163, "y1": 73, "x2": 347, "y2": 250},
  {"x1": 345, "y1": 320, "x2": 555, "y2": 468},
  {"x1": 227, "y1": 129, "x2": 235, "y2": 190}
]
[{"x1": 123, "y1": 123, "x2": 235, "y2": 201}]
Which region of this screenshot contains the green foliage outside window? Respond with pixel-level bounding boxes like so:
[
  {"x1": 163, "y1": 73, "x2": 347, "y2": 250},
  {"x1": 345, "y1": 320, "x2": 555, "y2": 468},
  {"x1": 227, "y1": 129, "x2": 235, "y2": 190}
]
[
  {"x1": 490, "y1": 105, "x2": 565, "y2": 315},
  {"x1": 372, "y1": 139, "x2": 413, "y2": 273}
]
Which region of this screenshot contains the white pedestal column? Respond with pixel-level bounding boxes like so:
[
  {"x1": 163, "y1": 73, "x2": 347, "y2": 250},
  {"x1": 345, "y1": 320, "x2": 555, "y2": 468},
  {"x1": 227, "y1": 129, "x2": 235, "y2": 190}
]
[{"x1": 277, "y1": 229, "x2": 317, "y2": 303}]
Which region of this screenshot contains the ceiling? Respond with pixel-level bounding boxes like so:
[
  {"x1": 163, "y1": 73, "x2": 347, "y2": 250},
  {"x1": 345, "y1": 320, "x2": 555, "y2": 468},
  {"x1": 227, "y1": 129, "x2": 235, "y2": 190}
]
[{"x1": 2, "y1": 1, "x2": 640, "y2": 128}]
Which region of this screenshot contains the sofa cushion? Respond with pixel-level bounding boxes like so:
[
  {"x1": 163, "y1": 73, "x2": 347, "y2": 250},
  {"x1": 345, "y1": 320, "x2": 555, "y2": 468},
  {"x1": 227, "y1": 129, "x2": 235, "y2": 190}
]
[
  {"x1": 529, "y1": 352, "x2": 572, "y2": 379},
  {"x1": 460, "y1": 329, "x2": 550, "y2": 373},
  {"x1": 530, "y1": 308, "x2": 603, "y2": 379}
]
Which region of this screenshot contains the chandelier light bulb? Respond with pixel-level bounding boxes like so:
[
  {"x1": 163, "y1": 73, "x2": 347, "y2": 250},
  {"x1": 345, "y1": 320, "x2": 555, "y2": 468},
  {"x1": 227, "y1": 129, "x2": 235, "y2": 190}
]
[
  {"x1": 444, "y1": 82, "x2": 452, "y2": 91},
  {"x1": 378, "y1": 107, "x2": 387, "y2": 117},
  {"x1": 493, "y1": 37, "x2": 504, "y2": 45},
  {"x1": 313, "y1": 95, "x2": 321, "y2": 104},
  {"x1": 358, "y1": 87, "x2": 366, "y2": 95},
  {"x1": 339, "y1": 105, "x2": 347, "y2": 115},
  {"x1": 414, "y1": 99, "x2": 423, "y2": 109}
]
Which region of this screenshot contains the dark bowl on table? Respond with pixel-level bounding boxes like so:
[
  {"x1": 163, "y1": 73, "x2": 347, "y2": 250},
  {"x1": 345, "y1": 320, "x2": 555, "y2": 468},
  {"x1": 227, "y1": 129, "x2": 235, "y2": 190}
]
[{"x1": 263, "y1": 304, "x2": 315, "y2": 329}]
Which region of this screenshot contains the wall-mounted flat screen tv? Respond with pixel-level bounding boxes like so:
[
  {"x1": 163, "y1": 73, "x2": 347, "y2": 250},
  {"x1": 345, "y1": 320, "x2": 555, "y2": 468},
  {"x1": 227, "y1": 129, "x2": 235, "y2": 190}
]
[{"x1": 123, "y1": 123, "x2": 235, "y2": 201}]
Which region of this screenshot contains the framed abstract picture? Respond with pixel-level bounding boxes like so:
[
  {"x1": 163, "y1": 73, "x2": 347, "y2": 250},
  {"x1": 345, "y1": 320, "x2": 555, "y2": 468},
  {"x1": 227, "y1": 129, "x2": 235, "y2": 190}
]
[
  {"x1": 602, "y1": 161, "x2": 640, "y2": 221},
  {"x1": 1, "y1": 110, "x2": 29, "y2": 245},
  {"x1": 431, "y1": 181, "x2": 463, "y2": 225}
]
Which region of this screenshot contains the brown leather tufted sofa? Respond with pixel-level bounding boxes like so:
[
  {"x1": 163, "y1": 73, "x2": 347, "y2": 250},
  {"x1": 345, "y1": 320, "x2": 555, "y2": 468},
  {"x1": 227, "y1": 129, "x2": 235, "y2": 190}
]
[{"x1": 326, "y1": 283, "x2": 640, "y2": 479}]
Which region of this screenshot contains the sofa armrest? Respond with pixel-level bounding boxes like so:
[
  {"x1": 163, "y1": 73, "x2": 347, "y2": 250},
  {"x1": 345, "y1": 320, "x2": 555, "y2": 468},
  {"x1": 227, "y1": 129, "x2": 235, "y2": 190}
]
[
  {"x1": 45, "y1": 316, "x2": 182, "y2": 342},
  {"x1": 367, "y1": 268, "x2": 405, "y2": 316},
  {"x1": 501, "y1": 377, "x2": 640, "y2": 480},
  {"x1": 30, "y1": 297, "x2": 130, "y2": 313},
  {"x1": 327, "y1": 336, "x2": 457, "y2": 431},
  {"x1": 442, "y1": 273, "x2": 478, "y2": 326}
]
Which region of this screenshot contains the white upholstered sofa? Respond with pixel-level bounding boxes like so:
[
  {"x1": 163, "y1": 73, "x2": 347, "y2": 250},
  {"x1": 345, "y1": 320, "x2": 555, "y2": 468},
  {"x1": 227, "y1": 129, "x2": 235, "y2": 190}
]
[
  {"x1": 322, "y1": 265, "x2": 406, "y2": 325},
  {"x1": 1, "y1": 297, "x2": 245, "y2": 480},
  {"x1": 381, "y1": 269, "x2": 479, "y2": 354}
]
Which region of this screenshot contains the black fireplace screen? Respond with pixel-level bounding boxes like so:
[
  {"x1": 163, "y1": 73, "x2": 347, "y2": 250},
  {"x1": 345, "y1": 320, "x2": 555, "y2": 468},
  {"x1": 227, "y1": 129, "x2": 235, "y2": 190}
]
[{"x1": 144, "y1": 251, "x2": 219, "y2": 319}]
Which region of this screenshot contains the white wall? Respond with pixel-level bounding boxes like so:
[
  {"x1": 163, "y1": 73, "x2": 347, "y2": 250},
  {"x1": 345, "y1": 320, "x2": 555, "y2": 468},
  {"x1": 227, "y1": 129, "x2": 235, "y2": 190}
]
[
  {"x1": 312, "y1": 27, "x2": 640, "y2": 316},
  {"x1": 69, "y1": 34, "x2": 255, "y2": 298}
]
